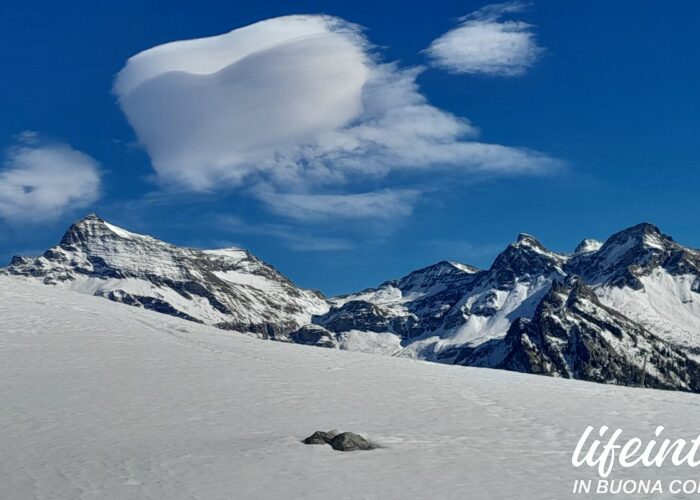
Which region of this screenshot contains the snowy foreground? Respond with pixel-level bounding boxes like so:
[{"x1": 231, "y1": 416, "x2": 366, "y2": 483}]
[{"x1": 2, "y1": 278, "x2": 700, "y2": 500}]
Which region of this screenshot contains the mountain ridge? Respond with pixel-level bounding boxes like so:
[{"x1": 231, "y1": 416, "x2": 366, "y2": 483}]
[
  {"x1": 4, "y1": 213, "x2": 329, "y2": 337},
  {"x1": 3, "y1": 214, "x2": 700, "y2": 392}
]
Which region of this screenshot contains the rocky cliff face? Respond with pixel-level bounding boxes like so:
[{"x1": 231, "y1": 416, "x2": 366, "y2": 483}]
[
  {"x1": 4, "y1": 215, "x2": 700, "y2": 391},
  {"x1": 312, "y1": 223, "x2": 700, "y2": 391},
  {"x1": 463, "y1": 278, "x2": 700, "y2": 392},
  {"x1": 566, "y1": 223, "x2": 700, "y2": 288}
]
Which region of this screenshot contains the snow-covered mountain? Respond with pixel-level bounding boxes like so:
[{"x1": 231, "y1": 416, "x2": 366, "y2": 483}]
[
  {"x1": 465, "y1": 277, "x2": 700, "y2": 392},
  {"x1": 3, "y1": 215, "x2": 700, "y2": 391},
  {"x1": 2, "y1": 214, "x2": 329, "y2": 338},
  {"x1": 309, "y1": 223, "x2": 700, "y2": 391},
  {"x1": 568, "y1": 223, "x2": 700, "y2": 352}
]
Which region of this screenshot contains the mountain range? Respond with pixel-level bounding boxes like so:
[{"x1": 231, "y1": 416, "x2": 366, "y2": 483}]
[{"x1": 3, "y1": 214, "x2": 700, "y2": 392}]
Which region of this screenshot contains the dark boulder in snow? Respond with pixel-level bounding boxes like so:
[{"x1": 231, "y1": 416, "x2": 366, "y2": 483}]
[
  {"x1": 302, "y1": 430, "x2": 338, "y2": 445},
  {"x1": 328, "y1": 432, "x2": 374, "y2": 451}
]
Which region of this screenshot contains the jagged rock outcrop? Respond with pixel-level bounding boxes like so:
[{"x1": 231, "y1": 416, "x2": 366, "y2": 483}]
[
  {"x1": 289, "y1": 324, "x2": 337, "y2": 348},
  {"x1": 566, "y1": 223, "x2": 700, "y2": 288},
  {"x1": 313, "y1": 300, "x2": 420, "y2": 338},
  {"x1": 465, "y1": 278, "x2": 700, "y2": 392}
]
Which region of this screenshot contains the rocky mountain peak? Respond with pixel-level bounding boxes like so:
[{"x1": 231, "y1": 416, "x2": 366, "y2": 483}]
[
  {"x1": 601, "y1": 222, "x2": 670, "y2": 252},
  {"x1": 489, "y1": 233, "x2": 566, "y2": 280},
  {"x1": 79, "y1": 212, "x2": 103, "y2": 222},
  {"x1": 463, "y1": 275, "x2": 700, "y2": 392},
  {"x1": 574, "y1": 239, "x2": 602, "y2": 254},
  {"x1": 366, "y1": 259, "x2": 479, "y2": 296},
  {"x1": 516, "y1": 232, "x2": 540, "y2": 246},
  {"x1": 411, "y1": 260, "x2": 478, "y2": 278},
  {"x1": 59, "y1": 213, "x2": 145, "y2": 247},
  {"x1": 3, "y1": 214, "x2": 330, "y2": 336},
  {"x1": 623, "y1": 222, "x2": 662, "y2": 236},
  {"x1": 566, "y1": 222, "x2": 690, "y2": 287}
]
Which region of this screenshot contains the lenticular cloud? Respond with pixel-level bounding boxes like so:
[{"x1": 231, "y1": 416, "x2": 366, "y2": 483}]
[
  {"x1": 116, "y1": 15, "x2": 369, "y2": 190},
  {"x1": 115, "y1": 14, "x2": 559, "y2": 220}
]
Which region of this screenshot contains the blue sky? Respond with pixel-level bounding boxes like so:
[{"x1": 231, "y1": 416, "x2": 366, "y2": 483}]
[{"x1": 1, "y1": 0, "x2": 699, "y2": 295}]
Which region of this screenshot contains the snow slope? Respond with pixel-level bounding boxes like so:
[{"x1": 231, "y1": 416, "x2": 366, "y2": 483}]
[
  {"x1": 2, "y1": 277, "x2": 700, "y2": 500},
  {"x1": 597, "y1": 270, "x2": 700, "y2": 352}
]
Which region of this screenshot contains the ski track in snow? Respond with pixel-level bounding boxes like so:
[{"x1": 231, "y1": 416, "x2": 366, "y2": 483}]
[{"x1": 1, "y1": 277, "x2": 700, "y2": 500}]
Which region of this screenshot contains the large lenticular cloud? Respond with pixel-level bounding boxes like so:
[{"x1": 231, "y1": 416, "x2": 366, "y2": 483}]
[
  {"x1": 115, "y1": 14, "x2": 559, "y2": 220},
  {"x1": 116, "y1": 16, "x2": 369, "y2": 190}
]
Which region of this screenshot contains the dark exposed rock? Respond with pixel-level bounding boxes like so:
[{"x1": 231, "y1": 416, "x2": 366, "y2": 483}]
[
  {"x1": 302, "y1": 430, "x2": 373, "y2": 451},
  {"x1": 488, "y1": 233, "x2": 567, "y2": 284},
  {"x1": 466, "y1": 278, "x2": 700, "y2": 392},
  {"x1": 566, "y1": 223, "x2": 700, "y2": 287},
  {"x1": 97, "y1": 290, "x2": 202, "y2": 323},
  {"x1": 328, "y1": 432, "x2": 374, "y2": 451},
  {"x1": 289, "y1": 324, "x2": 337, "y2": 348},
  {"x1": 302, "y1": 430, "x2": 338, "y2": 445},
  {"x1": 313, "y1": 300, "x2": 420, "y2": 338},
  {"x1": 215, "y1": 320, "x2": 300, "y2": 340},
  {"x1": 9, "y1": 255, "x2": 30, "y2": 266},
  {"x1": 314, "y1": 300, "x2": 393, "y2": 333}
]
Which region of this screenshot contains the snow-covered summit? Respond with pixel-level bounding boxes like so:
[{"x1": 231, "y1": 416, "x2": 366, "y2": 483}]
[
  {"x1": 489, "y1": 232, "x2": 568, "y2": 280},
  {"x1": 567, "y1": 222, "x2": 699, "y2": 288},
  {"x1": 61, "y1": 213, "x2": 149, "y2": 244},
  {"x1": 574, "y1": 238, "x2": 602, "y2": 254},
  {"x1": 515, "y1": 232, "x2": 541, "y2": 247}
]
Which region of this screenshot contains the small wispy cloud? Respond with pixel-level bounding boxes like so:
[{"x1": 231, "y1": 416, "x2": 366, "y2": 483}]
[
  {"x1": 0, "y1": 132, "x2": 101, "y2": 222},
  {"x1": 274, "y1": 233, "x2": 353, "y2": 252},
  {"x1": 254, "y1": 188, "x2": 420, "y2": 222},
  {"x1": 216, "y1": 215, "x2": 354, "y2": 252},
  {"x1": 423, "y1": 239, "x2": 505, "y2": 262},
  {"x1": 425, "y1": 2, "x2": 543, "y2": 76}
]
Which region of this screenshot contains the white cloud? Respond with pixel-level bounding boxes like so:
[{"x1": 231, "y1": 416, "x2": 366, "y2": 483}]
[
  {"x1": 255, "y1": 188, "x2": 420, "y2": 222},
  {"x1": 115, "y1": 15, "x2": 369, "y2": 191},
  {"x1": 425, "y1": 2, "x2": 543, "y2": 76},
  {"x1": 115, "y1": 14, "x2": 558, "y2": 221},
  {"x1": 0, "y1": 134, "x2": 101, "y2": 222},
  {"x1": 215, "y1": 216, "x2": 354, "y2": 251}
]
